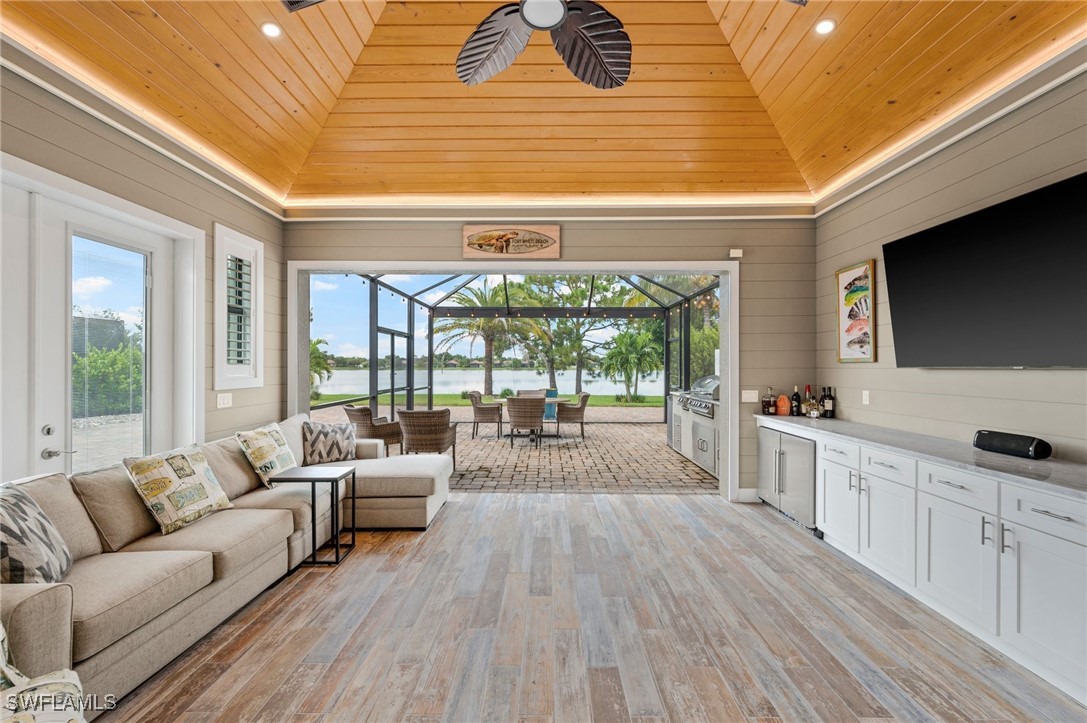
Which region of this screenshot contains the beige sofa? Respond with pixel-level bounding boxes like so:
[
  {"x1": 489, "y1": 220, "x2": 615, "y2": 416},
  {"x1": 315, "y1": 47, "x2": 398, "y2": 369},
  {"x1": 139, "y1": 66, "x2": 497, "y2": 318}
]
[{"x1": 0, "y1": 413, "x2": 453, "y2": 717}]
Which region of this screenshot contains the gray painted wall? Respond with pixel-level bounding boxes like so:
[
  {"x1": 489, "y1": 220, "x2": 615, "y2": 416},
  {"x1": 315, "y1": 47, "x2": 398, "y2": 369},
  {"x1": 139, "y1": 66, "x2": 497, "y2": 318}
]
[
  {"x1": 815, "y1": 76, "x2": 1087, "y2": 463},
  {"x1": 285, "y1": 219, "x2": 817, "y2": 488},
  {"x1": 1, "y1": 70, "x2": 287, "y2": 443}
]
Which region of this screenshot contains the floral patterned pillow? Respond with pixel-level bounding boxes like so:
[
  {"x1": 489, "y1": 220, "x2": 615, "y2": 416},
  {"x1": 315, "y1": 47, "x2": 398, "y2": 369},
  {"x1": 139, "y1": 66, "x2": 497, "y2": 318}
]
[
  {"x1": 123, "y1": 446, "x2": 233, "y2": 535},
  {"x1": 236, "y1": 423, "x2": 297, "y2": 487}
]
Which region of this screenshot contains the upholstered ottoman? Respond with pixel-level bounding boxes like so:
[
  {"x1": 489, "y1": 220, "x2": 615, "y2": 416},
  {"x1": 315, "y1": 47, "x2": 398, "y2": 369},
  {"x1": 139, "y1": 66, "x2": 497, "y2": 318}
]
[{"x1": 324, "y1": 454, "x2": 452, "y2": 530}]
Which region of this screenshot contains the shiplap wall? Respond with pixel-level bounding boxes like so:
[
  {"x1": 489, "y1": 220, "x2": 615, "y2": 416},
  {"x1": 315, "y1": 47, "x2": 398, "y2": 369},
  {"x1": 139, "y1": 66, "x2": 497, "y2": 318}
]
[
  {"x1": 286, "y1": 220, "x2": 816, "y2": 489},
  {"x1": 0, "y1": 71, "x2": 287, "y2": 444},
  {"x1": 816, "y1": 77, "x2": 1087, "y2": 463}
]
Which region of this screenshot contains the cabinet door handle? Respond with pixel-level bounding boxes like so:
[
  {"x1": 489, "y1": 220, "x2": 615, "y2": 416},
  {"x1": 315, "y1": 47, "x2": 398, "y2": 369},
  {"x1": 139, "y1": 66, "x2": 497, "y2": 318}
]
[
  {"x1": 847, "y1": 470, "x2": 856, "y2": 492},
  {"x1": 1000, "y1": 524, "x2": 1013, "y2": 554},
  {"x1": 858, "y1": 476, "x2": 868, "y2": 495},
  {"x1": 826, "y1": 446, "x2": 847, "y2": 456},
  {"x1": 935, "y1": 478, "x2": 967, "y2": 490},
  {"x1": 772, "y1": 449, "x2": 780, "y2": 494},
  {"x1": 981, "y1": 516, "x2": 992, "y2": 545},
  {"x1": 1030, "y1": 507, "x2": 1074, "y2": 522},
  {"x1": 778, "y1": 449, "x2": 785, "y2": 494},
  {"x1": 873, "y1": 460, "x2": 897, "y2": 470}
]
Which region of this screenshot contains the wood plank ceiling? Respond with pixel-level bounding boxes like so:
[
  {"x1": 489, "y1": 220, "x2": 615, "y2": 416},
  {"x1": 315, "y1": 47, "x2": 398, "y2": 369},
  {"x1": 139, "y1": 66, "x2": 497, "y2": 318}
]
[{"x1": 2, "y1": 0, "x2": 1084, "y2": 205}]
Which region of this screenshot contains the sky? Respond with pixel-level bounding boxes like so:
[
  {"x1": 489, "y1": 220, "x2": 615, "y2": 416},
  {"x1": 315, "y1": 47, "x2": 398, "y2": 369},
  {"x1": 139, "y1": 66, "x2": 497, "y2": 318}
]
[
  {"x1": 309, "y1": 273, "x2": 630, "y2": 360},
  {"x1": 71, "y1": 235, "x2": 146, "y2": 330}
]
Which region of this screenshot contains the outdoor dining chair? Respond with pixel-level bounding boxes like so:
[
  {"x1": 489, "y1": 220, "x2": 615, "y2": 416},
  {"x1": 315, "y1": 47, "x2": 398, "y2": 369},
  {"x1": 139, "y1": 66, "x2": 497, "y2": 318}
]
[
  {"x1": 397, "y1": 408, "x2": 458, "y2": 466},
  {"x1": 344, "y1": 404, "x2": 402, "y2": 455},
  {"x1": 557, "y1": 392, "x2": 591, "y2": 439},
  {"x1": 467, "y1": 391, "x2": 503, "y2": 439},
  {"x1": 506, "y1": 396, "x2": 546, "y2": 448}
]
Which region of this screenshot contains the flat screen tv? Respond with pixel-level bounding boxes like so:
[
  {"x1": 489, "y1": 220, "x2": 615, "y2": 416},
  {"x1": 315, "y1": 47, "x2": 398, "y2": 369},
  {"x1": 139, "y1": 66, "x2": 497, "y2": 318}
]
[{"x1": 882, "y1": 173, "x2": 1087, "y2": 368}]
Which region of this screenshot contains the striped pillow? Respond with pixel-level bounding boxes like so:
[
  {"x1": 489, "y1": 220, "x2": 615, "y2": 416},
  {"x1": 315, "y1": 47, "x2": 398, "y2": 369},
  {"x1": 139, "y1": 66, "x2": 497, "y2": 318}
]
[
  {"x1": 302, "y1": 422, "x2": 356, "y2": 465},
  {"x1": 0, "y1": 484, "x2": 72, "y2": 584}
]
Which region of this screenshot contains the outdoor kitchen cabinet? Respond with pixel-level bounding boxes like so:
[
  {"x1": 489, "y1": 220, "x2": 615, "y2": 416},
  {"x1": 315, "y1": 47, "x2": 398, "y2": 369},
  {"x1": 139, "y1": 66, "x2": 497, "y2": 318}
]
[{"x1": 757, "y1": 427, "x2": 815, "y2": 529}]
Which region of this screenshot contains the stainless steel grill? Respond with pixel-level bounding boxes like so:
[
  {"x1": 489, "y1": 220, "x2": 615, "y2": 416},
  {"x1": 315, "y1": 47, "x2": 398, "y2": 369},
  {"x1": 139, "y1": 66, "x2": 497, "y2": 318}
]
[{"x1": 678, "y1": 375, "x2": 720, "y2": 418}]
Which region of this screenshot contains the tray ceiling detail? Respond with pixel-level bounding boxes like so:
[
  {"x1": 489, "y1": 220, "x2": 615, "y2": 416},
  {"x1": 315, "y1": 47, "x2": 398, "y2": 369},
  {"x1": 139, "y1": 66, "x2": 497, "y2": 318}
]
[{"x1": 2, "y1": 1, "x2": 1084, "y2": 207}]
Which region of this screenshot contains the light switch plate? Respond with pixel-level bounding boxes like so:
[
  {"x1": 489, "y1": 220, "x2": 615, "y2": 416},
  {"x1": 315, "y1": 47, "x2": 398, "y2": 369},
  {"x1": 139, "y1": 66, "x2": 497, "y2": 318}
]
[
  {"x1": 862, "y1": 390, "x2": 870, "y2": 405},
  {"x1": 741, "y1": 389, "x2": 759, "y2": 403},
  {"x1": 217, "y1": 393, "x2": 233, "y2": 409}
]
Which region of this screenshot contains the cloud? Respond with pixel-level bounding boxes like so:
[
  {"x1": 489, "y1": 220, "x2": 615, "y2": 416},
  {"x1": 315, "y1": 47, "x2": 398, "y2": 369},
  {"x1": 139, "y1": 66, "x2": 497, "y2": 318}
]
[
  {"x1": 317, "y1": 333, "x2": 337, "y2": 341},
  {"x1": 312, "y1": 280, "x2": 338, "y2": 292},
  {"x1": 336, "y1": 343, "x2": 367, "y2": 357},
  {"x1": 586, "y1": 327, "x2": 619, "y2": 343},
  {"x1": 421, "y1": 291, "x2": 447, "y2": 304},
  {"x1": 379, "y1": 274, "x2": 415, "y2": 283},
  {"x1": 72, "y1": 276, "x2": 112, "y2": 297}
]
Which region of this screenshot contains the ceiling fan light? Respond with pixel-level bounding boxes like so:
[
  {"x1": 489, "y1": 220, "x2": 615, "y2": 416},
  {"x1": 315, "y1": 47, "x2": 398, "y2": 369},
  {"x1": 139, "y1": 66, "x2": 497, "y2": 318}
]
[
  {"x1": 261, "y1": 22, "x2": 282, "y2": 38},
  {"x1": 520, "y1": 0, "x2": 567, "y2": 31},
  {"x1": 815, "y1": 19, "x2": 836, "y2": 35}
]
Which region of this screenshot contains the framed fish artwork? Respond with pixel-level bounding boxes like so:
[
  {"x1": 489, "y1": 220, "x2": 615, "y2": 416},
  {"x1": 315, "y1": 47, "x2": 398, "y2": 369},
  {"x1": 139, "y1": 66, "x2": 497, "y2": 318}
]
[
  {"x1": 463, "y1": 225, "x2": 561, "y2": 260},
  {"x1": 836, "y1": 259, "x2": 875, "y2": 363}
]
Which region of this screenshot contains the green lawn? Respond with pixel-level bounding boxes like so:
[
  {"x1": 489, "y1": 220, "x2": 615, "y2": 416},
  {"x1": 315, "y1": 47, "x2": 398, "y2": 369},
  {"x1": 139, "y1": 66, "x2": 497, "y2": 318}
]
[{"x1": 312, "y1": 392, "x2": 664, "y2": 408}]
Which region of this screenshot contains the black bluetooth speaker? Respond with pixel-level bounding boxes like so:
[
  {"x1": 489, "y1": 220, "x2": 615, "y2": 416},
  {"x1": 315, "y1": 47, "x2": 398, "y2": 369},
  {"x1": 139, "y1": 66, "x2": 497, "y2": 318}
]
[{"x1": 973, "y1": 430, "x2": 1052, "y2": 460}]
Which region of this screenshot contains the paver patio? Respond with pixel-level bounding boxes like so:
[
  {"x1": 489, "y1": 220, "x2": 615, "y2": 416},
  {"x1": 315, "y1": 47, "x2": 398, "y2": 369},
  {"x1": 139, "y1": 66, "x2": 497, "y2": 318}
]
[{"x1": 311, "y1": 406, "x2": 718, "y2": 494}]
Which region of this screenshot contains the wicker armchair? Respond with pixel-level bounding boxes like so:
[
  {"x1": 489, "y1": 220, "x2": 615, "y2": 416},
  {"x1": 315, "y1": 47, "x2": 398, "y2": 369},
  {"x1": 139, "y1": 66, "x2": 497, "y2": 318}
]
[
  {"x1": 516, "y1": 389, "x2": 546, "y2": 397},
  {"x1": 344, "y1": 404, "x2": 402, "y2": 454},
  {"x1": 557, "y1": 392, "x2": 590, "y2": 439},
  {"x1": 398, "y1": 408, "x2": 458, "y2": 465},
  {"x1": 467, "y1": 391, "x2": 503, "y2": 439},
  {"x1": 506, "y1": 396, "x2": 546, "y2": 448}
]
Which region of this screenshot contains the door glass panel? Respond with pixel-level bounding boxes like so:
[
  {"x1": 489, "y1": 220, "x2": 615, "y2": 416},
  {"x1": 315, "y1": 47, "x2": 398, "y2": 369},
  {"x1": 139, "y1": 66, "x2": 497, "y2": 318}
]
[{"x1": 71, "y1": 236, "x2": 148, "y2": 471}]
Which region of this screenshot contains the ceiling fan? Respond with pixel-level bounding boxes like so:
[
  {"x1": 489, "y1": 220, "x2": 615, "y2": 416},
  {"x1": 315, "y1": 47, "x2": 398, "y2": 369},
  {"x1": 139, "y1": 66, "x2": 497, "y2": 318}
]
[{"x1": 456, "y1": 0, "x2": 632, "y2": 90}]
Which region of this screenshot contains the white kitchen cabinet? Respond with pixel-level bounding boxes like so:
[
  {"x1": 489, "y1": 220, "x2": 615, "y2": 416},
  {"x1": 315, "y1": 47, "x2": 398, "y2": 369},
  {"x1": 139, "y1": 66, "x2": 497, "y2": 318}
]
[
  {"x1": 1000, "y1": 520, "x2": 1087, "y2": 700},
  {"x1": 917, "y1": 491, "x2": 998, "y2": 634},
  {"x1": 816, "y1": 458, "x2": 858, "y2": 549},
  {"x1": 859, "y1": 473, "x2": 916, "y2": 586}
]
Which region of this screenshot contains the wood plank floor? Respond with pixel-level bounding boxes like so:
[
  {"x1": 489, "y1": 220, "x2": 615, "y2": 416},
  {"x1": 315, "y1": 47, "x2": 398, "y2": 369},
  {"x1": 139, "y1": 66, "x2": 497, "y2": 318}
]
[{"x1": 101, "y1": 494, "x2": 1083, "y2": 722}]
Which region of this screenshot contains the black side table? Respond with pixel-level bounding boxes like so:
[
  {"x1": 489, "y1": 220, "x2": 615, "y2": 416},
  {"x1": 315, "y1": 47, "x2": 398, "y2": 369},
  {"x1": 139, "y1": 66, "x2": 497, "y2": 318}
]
[{"x1": 269, "y1": 465, "x2": 356, "y2": 566}]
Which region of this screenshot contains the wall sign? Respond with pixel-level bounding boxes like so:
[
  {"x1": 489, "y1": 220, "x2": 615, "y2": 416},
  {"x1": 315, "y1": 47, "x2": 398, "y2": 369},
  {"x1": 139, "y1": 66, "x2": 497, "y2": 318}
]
[{"x1": 462, "y1": 225, "x2": 561, "y2": 259}]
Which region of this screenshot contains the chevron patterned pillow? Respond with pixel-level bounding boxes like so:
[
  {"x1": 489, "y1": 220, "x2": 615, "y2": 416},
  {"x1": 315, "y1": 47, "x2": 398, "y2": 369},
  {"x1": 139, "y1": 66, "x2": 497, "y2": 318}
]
[
  {"x1": 0, "y1": 483, "x2": 73, "y2": 584},
  {"x1": 302, "y1": 422, "x2": 356, "y2": 466}
]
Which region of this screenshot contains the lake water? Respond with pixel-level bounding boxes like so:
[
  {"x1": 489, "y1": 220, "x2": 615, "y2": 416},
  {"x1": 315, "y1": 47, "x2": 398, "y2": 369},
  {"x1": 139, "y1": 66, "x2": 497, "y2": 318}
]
[{"x1": 315, "y1": 368, "x2": 664, "y2": 397}]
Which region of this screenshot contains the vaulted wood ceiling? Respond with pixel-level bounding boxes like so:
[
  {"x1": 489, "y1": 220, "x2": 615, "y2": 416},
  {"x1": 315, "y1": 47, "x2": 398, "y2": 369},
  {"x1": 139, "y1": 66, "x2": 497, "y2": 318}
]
[{"x1": 2, "y1": 1, "x2": 1084, "y2": 206}]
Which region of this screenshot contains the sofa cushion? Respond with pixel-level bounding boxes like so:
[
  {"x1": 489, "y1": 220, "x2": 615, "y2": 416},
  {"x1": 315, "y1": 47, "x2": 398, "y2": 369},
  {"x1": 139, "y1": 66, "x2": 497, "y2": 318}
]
[
  {"x1": 303, "y1": 421, "x2": 356, "y2": 465},
  {"x1": 0, "y1": 484, "x2": 72, "y2": 584},
  {"x1": 199, "y1": 437, "x2": 261, "y2": 500},
  {"x1": 311, "y1": 455, "x2": 453, "y2": 497},
  {"x1": 277, "y1": 414, "x2": 309, "y2": 468},
  {"x1": 18, "y1": 473, "x2": 102, "y2": 561},
  {"x1": 70, "y1": 465, "x2": 157, "y2": 552},
  {"x1": 120, "y1": 509, "x2": 293, "y2": 580},
  {"x1": 229, "y1": 482, "x2": 347, "y2": 532},
  {"x1": 65, "y1": 550, "x2": 212, "y2": 662},
  {"x1": 236, "y1": 424, "x2": 297, "y2": 487},
  {"x1": 123, "y1": 446, "x2": 233, "y2": 535}
]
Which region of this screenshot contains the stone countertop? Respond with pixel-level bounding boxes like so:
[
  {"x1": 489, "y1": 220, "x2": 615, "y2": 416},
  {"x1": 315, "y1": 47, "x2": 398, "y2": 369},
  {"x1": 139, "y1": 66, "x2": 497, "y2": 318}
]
[{"x1": 755, "y1": 415, "x2": 1087, "y2": 500}]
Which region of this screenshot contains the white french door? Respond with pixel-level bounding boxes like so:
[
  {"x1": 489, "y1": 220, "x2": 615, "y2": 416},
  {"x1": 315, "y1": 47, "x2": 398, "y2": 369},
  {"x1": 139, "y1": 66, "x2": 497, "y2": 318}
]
[{"x1": 32, "y1": 196, "x2": 175, "y2": 475}]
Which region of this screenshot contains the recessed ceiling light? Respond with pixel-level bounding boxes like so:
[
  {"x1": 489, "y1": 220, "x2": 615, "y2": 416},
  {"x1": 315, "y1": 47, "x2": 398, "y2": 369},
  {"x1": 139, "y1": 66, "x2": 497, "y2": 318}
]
[
  {"x1": 261, "y1": 22, "x2": 282, "y2": 38},
  {"x1": 519, "y1": 0, "x2": 567, "y2": 31},
  {"x1": 815, "y1": 19, "x2": 836, "y2": 35}
]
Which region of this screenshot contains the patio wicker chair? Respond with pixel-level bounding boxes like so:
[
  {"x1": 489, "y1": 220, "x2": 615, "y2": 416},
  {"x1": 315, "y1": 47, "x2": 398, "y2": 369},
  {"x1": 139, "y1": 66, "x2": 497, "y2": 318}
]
[
  {"x1": 344, "y1": 404, "x2": 402, "y2": 455},
  {"x1": 557, "y1": 392, "x2": 590, "y2": 439},
  {"x1": 506, "y1": 396, "x2": 546, "y2": 448},
  {"x1": 467, "y1": 391, "x2": 503, "y2": 439},
  {"x1": 515, "y1": 389, "x2": 546, "y2": 397},
  {"x1": 398, "y1": 408, "x2": 458, "y2": 465}
]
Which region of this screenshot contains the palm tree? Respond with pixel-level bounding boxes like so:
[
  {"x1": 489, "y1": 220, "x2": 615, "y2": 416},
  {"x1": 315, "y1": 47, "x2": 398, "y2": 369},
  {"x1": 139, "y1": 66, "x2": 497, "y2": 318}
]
[
  {"x1": 600, "y1": 330, "x2": 662, "y2": 402},
  {"x1": 310, "y1": 338, "x2": 332, "y2": 401},
  {"x1": 432, "y1": 281, "x2": 535, "y2": 396}
]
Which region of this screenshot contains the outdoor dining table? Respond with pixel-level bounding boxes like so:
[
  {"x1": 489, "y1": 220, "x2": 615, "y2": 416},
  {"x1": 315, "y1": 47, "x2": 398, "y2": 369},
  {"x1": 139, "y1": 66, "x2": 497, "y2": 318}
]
[{"x1": 484, "y1": 397, "x2": 571, "y2": 440}]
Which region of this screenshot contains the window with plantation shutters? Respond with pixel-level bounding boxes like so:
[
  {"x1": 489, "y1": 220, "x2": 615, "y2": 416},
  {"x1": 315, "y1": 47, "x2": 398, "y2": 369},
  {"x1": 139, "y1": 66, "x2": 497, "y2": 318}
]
[
  {"x1": 225, "y1": 254, "x2": 253, "y2": 366},
  {"x1": 214, "y1": 224, "x2": 264, "y2": 389}
]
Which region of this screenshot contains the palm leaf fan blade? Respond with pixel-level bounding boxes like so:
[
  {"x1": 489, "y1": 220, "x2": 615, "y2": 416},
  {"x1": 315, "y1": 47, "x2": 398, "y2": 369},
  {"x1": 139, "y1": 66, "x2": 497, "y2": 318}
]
[
  {"x1": 457, "y1": 4, "x2": 534, "y2": 86},
  {"x1": 551, "y1": 0, "x2": 631, "y2": 90}
]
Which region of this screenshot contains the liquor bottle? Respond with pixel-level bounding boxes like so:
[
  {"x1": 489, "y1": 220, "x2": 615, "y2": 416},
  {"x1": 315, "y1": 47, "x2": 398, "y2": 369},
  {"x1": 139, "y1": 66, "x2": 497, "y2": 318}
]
[
  {"x1": 818, "y1": 387, "x2": 827, "y2": 415},
  {"x1": 823, "y1": 387, "x2": 836, "y2": 419},
  {"x1": 790, "y1": 386, "x2": 801, "y2": 416},
  {"x1": 761, "y1": 387, "x2": 775, "y2": 415},
  {"x1": 803, "y1": 384, "x2": 813, "y2": 416}
]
